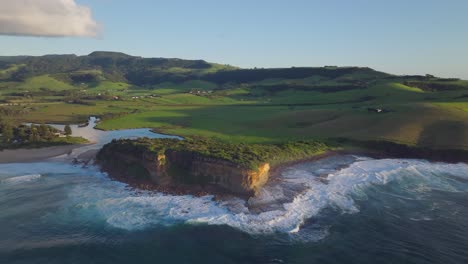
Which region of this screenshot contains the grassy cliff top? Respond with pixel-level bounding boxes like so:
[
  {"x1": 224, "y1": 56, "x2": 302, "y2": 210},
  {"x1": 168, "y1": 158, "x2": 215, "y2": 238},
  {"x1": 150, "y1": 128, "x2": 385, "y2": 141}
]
[{"x1": 98, "y1": 137, "x2": 331, "y2": 169}]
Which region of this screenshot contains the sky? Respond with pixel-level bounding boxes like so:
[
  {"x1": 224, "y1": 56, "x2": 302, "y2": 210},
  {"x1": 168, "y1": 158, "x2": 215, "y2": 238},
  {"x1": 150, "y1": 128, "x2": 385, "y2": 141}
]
[{"x1": 0, "y1": 0, "x2": 467, "y2": 79}]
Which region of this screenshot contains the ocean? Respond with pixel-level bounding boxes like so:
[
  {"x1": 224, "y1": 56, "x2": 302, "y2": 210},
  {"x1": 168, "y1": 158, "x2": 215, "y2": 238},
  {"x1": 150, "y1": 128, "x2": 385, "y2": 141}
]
[
  {"x1": 0, "y1": 118, "x2": 468, "y2": 264},
  {"x1": 1, "y1": 120, "x2": 468, "y2": 263}
]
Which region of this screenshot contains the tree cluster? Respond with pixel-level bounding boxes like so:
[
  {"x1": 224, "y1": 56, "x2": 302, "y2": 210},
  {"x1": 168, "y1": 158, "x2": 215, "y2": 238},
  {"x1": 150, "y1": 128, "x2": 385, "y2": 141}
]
[{"x1": 0, "y1": 118, "x2": 68, "y2": 145}]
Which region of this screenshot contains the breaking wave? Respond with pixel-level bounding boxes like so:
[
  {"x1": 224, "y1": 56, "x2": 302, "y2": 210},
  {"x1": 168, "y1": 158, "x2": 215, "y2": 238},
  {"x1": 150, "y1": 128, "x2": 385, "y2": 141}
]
[
  {"x1": 1, "y1": 174, "x2": 42, "y2": 184},
  {"x1": 63, "y1": 156, "x2": 468, "y2": 239}
]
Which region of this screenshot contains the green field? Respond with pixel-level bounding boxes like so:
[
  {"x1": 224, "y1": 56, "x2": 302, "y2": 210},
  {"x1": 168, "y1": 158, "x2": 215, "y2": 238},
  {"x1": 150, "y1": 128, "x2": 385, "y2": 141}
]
[{"x1": 1, "y1": 52, "x2": 468, "y2": 151}]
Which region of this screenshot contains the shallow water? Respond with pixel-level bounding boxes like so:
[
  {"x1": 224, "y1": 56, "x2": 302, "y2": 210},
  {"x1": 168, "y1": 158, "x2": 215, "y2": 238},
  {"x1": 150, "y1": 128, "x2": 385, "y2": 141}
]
[
  {"x1": 44, "y1": 117, "x2": 181, "y2": 160},
  {"x1": 1, "y1": 121, "x2": 468, "y2": 263}
]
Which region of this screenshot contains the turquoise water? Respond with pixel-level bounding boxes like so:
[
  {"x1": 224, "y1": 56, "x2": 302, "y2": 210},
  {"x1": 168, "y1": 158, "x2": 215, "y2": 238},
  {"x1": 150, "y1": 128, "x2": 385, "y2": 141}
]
[
  {"x1": 1, "y1": 121, "x2": 468, "y2": 263},
  {"x1": 1, "y1": 156, "x2": 468, "y2": 263}
]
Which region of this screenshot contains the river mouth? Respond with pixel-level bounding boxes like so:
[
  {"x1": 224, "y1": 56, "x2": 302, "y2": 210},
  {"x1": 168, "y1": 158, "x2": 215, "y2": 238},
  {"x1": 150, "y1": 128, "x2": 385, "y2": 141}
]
[{"x1": 42, "y1": 117, "x2": 182, "y2": 162}]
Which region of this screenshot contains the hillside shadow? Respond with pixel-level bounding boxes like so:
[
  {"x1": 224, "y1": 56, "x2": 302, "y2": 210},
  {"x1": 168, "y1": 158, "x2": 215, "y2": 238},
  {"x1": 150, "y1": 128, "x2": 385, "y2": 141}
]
[
  {"x1": 417, "y1": 120, "x2": 468, "y2": 149},
  {"x1": 136, "y1": 83, "x2": 466, "y2": 145}
]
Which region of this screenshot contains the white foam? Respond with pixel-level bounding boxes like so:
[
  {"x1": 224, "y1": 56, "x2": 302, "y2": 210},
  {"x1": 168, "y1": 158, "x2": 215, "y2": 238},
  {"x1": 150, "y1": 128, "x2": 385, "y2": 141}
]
[
  {"x1": 410, "y1": 217, "x2": 433, "y2": 221},
  {"x1": 61, "y1": 157, "x2": 468, "y2": 239},
  {"x1": 1, "y1": 174, "x2": 41, "y2": 184}
]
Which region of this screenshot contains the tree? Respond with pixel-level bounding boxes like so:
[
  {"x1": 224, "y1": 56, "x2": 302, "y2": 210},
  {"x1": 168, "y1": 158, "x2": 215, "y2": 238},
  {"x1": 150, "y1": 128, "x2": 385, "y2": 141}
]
[
  {"x1": 39, "y1": 124, "x2": 52, "y2": 139},
  {"x1": 1, "y1": 122, "x2": 14, "y2": 143},
  {"x1": 64, "y1": 125, "x2": 72, "y2": 136},
  {"x1": 425, "y1": 74, "x2": 435, "y2": 78},
  {"x1": 17, "y1": 126, "x2": 27, "y2": 139},
  {"x1": 29, "y1": 127, "x2": 40, "y2": 142}
]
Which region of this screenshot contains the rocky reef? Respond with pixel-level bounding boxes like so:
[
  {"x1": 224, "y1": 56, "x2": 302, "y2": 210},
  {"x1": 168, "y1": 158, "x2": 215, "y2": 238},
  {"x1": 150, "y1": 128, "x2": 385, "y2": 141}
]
[{"x1": 96, "y1": 138, "x2": 329, "y2": 196}]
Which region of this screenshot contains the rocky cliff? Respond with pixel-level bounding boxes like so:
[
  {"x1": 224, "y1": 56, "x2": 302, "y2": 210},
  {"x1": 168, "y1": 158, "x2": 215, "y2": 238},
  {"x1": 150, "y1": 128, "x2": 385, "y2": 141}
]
[
  {"x1": 97, "y1": 142, "x2": 270, "y2": 196},
  {"x1": 96, "y1": 138, "x2": 329, "y2": 196}
]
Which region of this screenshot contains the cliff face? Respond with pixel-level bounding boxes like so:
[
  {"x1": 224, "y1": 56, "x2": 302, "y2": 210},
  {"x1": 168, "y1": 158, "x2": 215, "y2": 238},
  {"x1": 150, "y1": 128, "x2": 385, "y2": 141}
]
[
  {"x1": 97, "y1": 138, "x2": 329, "y2": 196},
  {"x1": 165, "y1": 150, "x2": 270, "y2": 195},
  {"x1": 98, "y1": 147, "x2": 270, "y2": 196}
]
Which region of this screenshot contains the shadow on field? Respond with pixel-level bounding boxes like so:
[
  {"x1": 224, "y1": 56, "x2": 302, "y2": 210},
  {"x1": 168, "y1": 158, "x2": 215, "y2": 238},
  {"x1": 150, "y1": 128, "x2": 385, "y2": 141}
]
[
  {"x1": 417, "y1": 120, "x2": 468, "y2": 149},
  {"x1": 134, "y1": 82, "x2": 467, "y2": 146}
]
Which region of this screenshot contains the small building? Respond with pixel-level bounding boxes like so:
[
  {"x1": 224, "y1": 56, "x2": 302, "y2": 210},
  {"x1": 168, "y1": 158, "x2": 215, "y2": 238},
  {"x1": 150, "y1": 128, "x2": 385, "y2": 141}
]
[
  {"x1": 367, "y1": 108, "x2": 384, "y2": 113},
  {"x1": 53, "y1": 132, "x2": 67, "y2": 138}
]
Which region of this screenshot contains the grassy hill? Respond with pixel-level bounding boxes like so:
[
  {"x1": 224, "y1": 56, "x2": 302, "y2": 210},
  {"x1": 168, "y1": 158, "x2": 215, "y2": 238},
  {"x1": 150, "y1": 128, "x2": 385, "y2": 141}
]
[{"x1": 1, "y1": 52, "x2": 468, "y2": 151}]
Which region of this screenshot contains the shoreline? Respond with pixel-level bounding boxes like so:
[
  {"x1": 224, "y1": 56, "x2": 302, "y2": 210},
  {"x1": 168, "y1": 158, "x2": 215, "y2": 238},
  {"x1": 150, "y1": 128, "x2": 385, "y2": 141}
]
[
  {"x1": 334, "y1": 139, "x2": 468, "y2": 164},
  {"x1": 3, "y1": 136, "x2": 468, "y2": 192},
  {"x1": 269, "y1": 151, "x2": 339, "y2": 178},
  {"x1": 0, "y1": 144, "x2": 90, "y2": 164},
  {"x1": 2, "y1": 142, "x2": 468, "y2": 166},
  {"x1": 99, "y1": 150, "x2": 341, "y2": 200}
]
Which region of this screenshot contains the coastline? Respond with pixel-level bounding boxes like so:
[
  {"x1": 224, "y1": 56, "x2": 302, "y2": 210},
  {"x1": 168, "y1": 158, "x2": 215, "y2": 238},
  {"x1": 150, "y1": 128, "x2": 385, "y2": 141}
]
[
  {"x1": 333, "y1": 139, "x2": 468, "y2": 164},
  {"x1": 0, "y1": 144, "x2": 89, "y2": 164},
  {"x1": 98, "y1": 149, "x2": 341, "y2": 199},
  {"x1": 2, "y1": 141, "x2": 467, "y2": 167},
  {"x1": 268, "y1": 150, "x2": 339, "y2": 178},
  {"x1": 3, "y1": 135, "x2": 468, "y2": 188}
]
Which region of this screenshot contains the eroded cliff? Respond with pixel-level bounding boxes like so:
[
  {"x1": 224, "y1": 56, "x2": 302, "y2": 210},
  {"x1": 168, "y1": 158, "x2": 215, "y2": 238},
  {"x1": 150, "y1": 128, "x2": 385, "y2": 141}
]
[{"x1": 96, "y1": 138, "x2": 329, "y2": 196}]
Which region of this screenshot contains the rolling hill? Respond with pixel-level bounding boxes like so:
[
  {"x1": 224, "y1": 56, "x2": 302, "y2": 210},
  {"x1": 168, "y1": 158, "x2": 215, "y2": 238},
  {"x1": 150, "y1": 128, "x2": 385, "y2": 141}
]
[{"x1": 1, "y1": 52, "x2": 468, "y2": 151}]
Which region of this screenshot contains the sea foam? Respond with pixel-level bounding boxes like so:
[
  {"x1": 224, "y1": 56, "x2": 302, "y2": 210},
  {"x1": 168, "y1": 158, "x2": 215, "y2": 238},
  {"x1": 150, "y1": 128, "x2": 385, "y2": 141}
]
[
  {"x1": 1, "y1": 174, "x2": 42, "y2": 184},
  {"x1": 65, "y1": 156, "x2": 468, "y2": 239}
]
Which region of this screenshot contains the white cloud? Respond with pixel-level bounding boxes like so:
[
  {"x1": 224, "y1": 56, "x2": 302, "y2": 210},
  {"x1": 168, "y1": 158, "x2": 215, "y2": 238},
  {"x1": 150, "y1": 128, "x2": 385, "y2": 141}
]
[{"x1": 0, "y1": 0, "x2": 100, "y2": 37}]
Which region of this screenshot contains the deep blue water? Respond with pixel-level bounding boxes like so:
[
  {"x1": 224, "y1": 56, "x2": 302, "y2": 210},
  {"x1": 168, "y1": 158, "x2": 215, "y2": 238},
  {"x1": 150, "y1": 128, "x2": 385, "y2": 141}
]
[
  {"x1": 1, "y1": 157, "x2": 468, "y2": 264},
  {"x1": 1, "y1": 120, "x2": 468, "y2": 263}
]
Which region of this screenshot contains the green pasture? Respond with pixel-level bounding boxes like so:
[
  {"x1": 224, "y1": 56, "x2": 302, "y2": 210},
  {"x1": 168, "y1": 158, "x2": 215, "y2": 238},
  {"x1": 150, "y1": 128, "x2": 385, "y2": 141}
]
[{"x1": 1, "y1": 67, "x2": 467, "y2": 150}]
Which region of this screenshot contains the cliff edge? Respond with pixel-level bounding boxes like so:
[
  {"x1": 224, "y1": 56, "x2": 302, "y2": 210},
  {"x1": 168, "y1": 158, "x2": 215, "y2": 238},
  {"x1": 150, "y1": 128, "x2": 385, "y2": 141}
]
[{"x1": 96, "y1": 138, "x2": 329, "y2": 196}]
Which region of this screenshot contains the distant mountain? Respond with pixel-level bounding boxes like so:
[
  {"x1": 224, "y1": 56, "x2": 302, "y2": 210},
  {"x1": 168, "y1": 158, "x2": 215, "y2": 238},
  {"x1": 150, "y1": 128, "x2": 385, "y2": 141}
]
[
  {"x1": 0, "y1": 51, "x2": 229, "y2": 84},
  {"x1": 0, "y1": 52, "x2": 391, "y2": 86}
]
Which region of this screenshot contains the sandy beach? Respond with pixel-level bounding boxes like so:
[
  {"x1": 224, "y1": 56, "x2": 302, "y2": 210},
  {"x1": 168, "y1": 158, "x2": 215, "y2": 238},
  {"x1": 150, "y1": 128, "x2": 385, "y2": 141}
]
[{"x1": 0, "y1": 145, "x2": 86, "y2": 164}]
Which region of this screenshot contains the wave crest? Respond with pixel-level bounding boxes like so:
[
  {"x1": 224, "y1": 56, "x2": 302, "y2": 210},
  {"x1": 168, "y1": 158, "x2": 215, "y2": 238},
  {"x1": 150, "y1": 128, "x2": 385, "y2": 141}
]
[
  {"x1": 1, "y1": 174, "x2": 42, "y2": 184},
  {"x1": 63, "y1": 156, "x2": 468, "y2": 240}
]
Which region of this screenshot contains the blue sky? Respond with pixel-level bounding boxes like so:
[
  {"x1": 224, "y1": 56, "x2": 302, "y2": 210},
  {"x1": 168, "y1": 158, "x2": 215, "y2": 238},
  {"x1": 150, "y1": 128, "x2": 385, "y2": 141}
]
[{"x1": 1, "y1": 0, "x2": 467, "y2": 78}]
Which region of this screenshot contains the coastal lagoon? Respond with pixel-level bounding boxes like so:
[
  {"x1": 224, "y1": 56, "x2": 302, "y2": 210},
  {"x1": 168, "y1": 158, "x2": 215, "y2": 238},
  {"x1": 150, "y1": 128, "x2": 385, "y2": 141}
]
[{"x1": 1, "y1": 121, "x2": 468, "y2": 263}]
